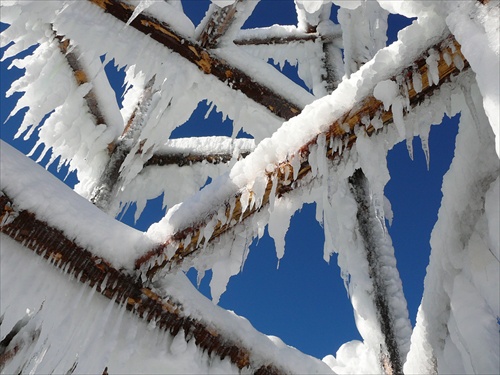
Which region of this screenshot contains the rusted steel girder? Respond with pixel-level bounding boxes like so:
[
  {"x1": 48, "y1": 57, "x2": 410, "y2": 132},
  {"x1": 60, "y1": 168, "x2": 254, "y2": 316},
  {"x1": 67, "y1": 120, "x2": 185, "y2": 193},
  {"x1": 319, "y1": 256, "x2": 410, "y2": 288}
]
[
  {"x1": 136, "y1": 35, "x2": 469, "y2": 276},
  {"x1": 87, "y1": 0, "x2": 302, "y2": 121},
  {"x1": 0, "y1": 192, "x2": 284, "y2": 375}
]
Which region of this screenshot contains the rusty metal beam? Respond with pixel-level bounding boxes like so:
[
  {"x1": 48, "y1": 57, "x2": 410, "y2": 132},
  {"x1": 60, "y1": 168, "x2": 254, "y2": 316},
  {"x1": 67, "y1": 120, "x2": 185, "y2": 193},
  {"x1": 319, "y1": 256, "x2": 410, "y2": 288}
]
[
  {"x1": 87, "y1": 0, "x2": 302, "y2": 121},
  {"x1": 136, "y1": 35, "x2": 469, "y2": 277}
]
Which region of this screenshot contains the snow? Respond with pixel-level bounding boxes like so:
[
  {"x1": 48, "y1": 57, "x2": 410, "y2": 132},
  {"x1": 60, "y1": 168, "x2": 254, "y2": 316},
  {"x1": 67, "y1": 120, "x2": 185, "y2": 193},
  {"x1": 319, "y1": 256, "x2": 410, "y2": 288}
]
[
  {"x1": 0, "y1": 141, "x2": 153, "y2": 269},
  {"x1": 403, "y1": 82, "x2": 499, "y2": 374},
  {"x1": 1, "y1": 0, "x2": 499, "y2": 373},
  {"x1": 0, "y1": 234, "x2": 330, "y2": 374}
]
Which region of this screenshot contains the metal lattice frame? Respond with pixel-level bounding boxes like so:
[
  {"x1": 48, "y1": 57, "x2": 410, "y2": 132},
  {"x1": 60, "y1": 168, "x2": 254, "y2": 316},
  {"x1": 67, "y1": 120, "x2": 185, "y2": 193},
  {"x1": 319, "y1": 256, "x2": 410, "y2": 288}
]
[{"x1": 0, "y1": 1, "x2": 484, "y2": 373}]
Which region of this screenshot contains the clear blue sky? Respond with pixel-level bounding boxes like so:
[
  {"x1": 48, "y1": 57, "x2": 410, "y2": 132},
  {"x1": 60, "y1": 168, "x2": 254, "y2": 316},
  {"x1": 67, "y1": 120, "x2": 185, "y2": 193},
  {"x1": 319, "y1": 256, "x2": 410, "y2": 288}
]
[{"x1": 0, "y1": 1, "x2": 459, "y2": 360}]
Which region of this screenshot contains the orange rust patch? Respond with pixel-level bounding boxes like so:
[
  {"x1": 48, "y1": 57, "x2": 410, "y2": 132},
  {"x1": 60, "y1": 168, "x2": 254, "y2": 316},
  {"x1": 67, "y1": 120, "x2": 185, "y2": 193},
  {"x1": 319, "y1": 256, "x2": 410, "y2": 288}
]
[
  {"x1": 197, "y1": 51, "x2": 212, "y2": 74},
  {"x1": 141, "y1": 19, "x2": 181, "y2": 43},
  {"x1": 74, "y1": 70, "x2": 88, "y2": 85}
]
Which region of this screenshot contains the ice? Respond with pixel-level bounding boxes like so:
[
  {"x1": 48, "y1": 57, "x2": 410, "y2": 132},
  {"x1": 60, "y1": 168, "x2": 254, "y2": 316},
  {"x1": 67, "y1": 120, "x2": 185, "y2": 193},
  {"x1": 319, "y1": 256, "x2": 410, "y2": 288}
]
[
  {"x1": 373, "y1": 79, "x2": 399, "y2": 111},
  {"x1": 268, "y1": 196, "x2": 296, "y2": 264},
  {"x1": 425, "y1": 49, "x2": 440, "y2": 86},
  {"x1": 2, "y1": 0, "x2": 499, "y2": 372},
  {"x1": 411, "y1": 70, "x2": 423, "y2": 94},
  {"x1": 126, "y1": 0, "x2": 155, "y2": 26},
  {"x1": 404, "y1": 82, "x2": 499, "y2": 374}
]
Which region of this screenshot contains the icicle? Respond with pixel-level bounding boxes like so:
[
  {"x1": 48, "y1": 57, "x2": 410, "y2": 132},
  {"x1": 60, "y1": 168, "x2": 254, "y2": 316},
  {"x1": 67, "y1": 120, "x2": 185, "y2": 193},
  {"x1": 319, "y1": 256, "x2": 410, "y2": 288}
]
[
  {"x1": 204, "y1": 101, "x2": 215, "y2": 119},
  {"x1": 453, "y1": 53, "x2": 465, "y2": 71},
  {"x1": 412, "y1": 70, "x2": 423, "y2": 93},
  {"x1": 196, "y1": 269, "x2": 205, "y2": 288},
  {"x1": 308, "y1": 144, "x2": 319, "y2": 177},
  {"x1": 371, "y1": 111, "x2": 383, "y2": 130},
  {"x1": 126, "y1": 0, "x2": 155, "y2": 26},
  {"x1": 443, "y1": 51, "x2": 452, "y2": 66},
  {"x1": 392, "y1": 97, "x2": 406, "y2": 139},
  {"x1": 461, "y1": 80, "x2": 487, "y2": 144},
  {"x1": 419, "y1": 121, "x2": 432, "y2": 170},
  {"x1": 252, "y1": 174, "x2": 267, "y2": 210},
  {"x1": 343, "y1": 137, "x2": 349, "y2": 151},
  {"x1": 406, "y1": 136, "x2": 414, "y2": 161},
  {"x1": 183, "y1": 233, "x2": 192, "y2": 252},
  {"x1": 316, "y1": 133, "x2": 327, "y2": 180},
  {"x1": 228, "y1": 198, "x2": 236, "y2": 223},
  {"x1": 239, "y1": 189, "x2": 250, "y2": 221},
  {"x1": 202, "y1": 217, "x2": 216, "y2": 249},
  {"x1": 291, "y1": 153, "x2": 301, "y2": 181},
  {"x1": 426, "y1": 49, "x2": 440, "y2": 86},
  {"x1": 268, "y1": 173, "x2": 278, "y2": 209}
]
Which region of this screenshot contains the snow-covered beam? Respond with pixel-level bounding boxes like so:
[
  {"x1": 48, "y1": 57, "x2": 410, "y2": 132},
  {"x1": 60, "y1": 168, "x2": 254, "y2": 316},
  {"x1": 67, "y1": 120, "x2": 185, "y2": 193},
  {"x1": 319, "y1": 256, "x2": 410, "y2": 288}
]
[
  {"x1": 233, "y1": 25, "x2": 341, "y2": 46},
  {"x1": 56, "y1": 35, "x2": 107, "y2": 127},
  {"x1": 348, "y1": 169, "x2": 405, "y2": 374},
  {"x1": 90, "y1": 76, "x2": 157, "y2": 209},
  {"x1": 87, "y1": 0, "x2": 302, "y2": 121},
  {"x1": 197, "y1": 0, "x2": 243, "y2": 49},
  {"x1": 136, "y1": 35, "x2": 469, "y2": 275},
  {"x1": 144, "y1": 149, "x2": 251, "y2": 168},
  {"x1": 0, "y1": 192, "x2": 292, "y2": 375}
]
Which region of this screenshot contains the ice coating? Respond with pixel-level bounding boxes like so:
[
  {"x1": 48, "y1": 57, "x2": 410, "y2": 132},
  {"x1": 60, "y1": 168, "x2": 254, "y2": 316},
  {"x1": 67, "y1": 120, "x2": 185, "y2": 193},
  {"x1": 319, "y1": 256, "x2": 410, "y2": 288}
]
[{"x1": 1, "y1": 0, "x2": 499, "y2": 373}]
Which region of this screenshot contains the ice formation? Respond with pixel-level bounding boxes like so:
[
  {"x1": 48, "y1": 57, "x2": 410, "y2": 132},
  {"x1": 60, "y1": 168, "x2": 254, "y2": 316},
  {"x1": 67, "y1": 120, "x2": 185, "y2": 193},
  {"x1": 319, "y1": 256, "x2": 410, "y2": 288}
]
[{"x1": 1, "y1": 0, "x2": 498, "y2": 373}]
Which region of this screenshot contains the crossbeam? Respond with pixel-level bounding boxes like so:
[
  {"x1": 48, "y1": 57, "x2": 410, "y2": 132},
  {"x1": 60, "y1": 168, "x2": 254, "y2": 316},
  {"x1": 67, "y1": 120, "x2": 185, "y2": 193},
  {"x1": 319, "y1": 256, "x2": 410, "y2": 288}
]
[
  {"x1": 87, "y1": 0, "x2": 302, "y2": 121},
  {"x1": 137, "y1": 35, "x2": 469, "y2": 277}
]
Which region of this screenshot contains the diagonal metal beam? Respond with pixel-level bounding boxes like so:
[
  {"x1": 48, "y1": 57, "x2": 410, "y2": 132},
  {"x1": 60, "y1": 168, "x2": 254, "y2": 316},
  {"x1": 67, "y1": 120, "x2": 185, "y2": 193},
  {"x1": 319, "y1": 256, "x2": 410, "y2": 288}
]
[
  {"x1": 56, "y1": 35, "x2": 108, "y2": 127},
  {"x1": 0, "y1": 192, "x2": 293, "y2": 375},
  {"x1": 136, "y1": 35, "x2": 469, "y2": 277},
  {"x1": 87, "y1": 0, "x2": 302, "y2": 121}
]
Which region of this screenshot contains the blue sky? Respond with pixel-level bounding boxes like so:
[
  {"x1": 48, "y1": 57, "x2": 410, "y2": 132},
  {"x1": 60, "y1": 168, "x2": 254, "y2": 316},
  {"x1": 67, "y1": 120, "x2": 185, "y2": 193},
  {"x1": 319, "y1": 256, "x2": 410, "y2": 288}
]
[{"x1": 0, "y1": 1, "x2": 459, "y2": 360}]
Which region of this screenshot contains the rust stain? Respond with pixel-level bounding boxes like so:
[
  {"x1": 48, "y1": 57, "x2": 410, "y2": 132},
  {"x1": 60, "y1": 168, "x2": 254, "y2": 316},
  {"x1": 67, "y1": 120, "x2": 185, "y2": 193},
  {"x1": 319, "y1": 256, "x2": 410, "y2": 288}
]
[
  {"x1": 49, "y1": 252, "x2": 63, "y2": 261},
  {"x1": 74, "y1": 70, "x2": 88, "y2": 85},
  {"x1": 197, "y1": 51, "x2": 212, "y2": 74},
  {"x1": 90, "y1": 0, "x2": 112, "y2": 10},
  {"x1": 188, "y1": 45, "x2": 200, "y2": 58},
  {"x1": 141, "y1": 19, "x2": 181, "y2": 43}
]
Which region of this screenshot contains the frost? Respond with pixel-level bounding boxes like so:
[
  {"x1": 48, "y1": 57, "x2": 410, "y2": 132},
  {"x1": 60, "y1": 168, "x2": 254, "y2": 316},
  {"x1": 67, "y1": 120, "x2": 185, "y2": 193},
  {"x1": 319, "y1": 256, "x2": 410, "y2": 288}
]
[{"x1": 1, "y1": 0, "x2": 499, "y2": 373}]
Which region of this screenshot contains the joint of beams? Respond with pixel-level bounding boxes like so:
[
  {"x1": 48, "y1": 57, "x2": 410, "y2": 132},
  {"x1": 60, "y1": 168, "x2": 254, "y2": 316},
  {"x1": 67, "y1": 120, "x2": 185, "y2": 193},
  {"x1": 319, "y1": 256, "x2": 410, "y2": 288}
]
[{"x1": 134, "y1": 35, "x2": 469, "y2": 279}]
